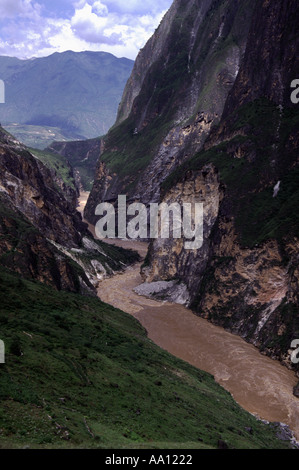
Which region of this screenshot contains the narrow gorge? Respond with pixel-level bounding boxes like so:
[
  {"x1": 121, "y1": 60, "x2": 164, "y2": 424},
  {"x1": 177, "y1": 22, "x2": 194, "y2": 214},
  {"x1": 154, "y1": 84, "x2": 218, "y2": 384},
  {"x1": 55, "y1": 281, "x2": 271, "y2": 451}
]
[
  {"x1": 79, "y1": 193, "x2": 299, "y2": 443},
  {"x1": 0, "y1": 0, "x2": 298, "y2": 451},
  {"x1": 85, "y1": 0, "x2": 299, "y2": 400}
]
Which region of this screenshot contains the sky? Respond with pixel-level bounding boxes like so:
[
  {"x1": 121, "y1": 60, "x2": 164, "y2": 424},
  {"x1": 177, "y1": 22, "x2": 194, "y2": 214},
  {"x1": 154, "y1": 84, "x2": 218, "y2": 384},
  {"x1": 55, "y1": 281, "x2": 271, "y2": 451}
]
[{"x1": 0, "y1": 0, "x2": 173, "y2": 60}]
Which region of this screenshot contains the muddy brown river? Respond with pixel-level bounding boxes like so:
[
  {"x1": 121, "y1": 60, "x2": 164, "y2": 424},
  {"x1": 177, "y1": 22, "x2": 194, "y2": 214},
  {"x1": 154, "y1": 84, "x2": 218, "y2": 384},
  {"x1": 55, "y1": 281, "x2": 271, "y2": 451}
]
[{"x1": 78, "y1": 194, "x2": 299, "y2": 440}]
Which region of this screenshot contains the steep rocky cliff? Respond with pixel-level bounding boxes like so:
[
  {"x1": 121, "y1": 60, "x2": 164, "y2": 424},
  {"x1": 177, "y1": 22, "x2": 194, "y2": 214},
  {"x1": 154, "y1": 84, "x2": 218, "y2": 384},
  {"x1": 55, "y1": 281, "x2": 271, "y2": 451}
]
[
  {"x1": 85, "y1": 0, "x2": 256, "y2": 223},
  {"x1": 46, "y1": 137, "x2": 103, "y2": 192},
  {"x1": 142, "y1": 0, "x2": 299, "y2": 380},
  {"x1": 0, "y1": 128, "x2": 139, "y2": 294},
  {"x1": 28, "y1": 146, "x2": 80, "y2": 208}
]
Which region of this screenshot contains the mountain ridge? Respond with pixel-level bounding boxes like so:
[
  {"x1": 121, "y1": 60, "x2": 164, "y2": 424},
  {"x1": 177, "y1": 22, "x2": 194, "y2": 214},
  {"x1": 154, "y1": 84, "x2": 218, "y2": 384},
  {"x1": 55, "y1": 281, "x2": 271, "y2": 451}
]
[{"x1": 0, "y1": 51, "x2": 134, "y2": 148}]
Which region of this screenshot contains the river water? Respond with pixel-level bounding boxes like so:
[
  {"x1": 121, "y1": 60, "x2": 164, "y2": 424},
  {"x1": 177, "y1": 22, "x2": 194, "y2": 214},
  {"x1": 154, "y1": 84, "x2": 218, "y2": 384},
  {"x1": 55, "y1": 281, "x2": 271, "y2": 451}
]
[{"x1": 78, "y1": 193, "x2": 299, "y2": 440}]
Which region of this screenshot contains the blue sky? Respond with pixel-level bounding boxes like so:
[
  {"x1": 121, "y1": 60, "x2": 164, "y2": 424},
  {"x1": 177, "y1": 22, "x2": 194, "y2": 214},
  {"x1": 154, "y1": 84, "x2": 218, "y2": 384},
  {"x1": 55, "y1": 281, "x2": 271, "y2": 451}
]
[{"x1": 0, "y1": 0, "x2": 173, "y2": 60}]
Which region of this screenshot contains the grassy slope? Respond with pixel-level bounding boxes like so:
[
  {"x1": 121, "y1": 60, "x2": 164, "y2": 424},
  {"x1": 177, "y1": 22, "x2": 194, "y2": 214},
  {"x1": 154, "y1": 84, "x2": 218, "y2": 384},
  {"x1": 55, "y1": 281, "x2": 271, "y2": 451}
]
[{"x1": 0, "y1": 267, "x2": 291, "y2": 449}]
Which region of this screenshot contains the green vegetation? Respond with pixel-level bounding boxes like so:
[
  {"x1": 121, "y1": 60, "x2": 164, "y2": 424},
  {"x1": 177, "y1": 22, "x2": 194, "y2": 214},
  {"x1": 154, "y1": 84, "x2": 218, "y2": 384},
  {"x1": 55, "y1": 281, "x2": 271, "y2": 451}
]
[
  {"x1": 29, "y1": 147, "x2": 76, "y2": 193},
  {"x1": 0, "y1": 51, "x2": 134, "y2": 147},
  {"x1": 0, "y1": 266, "x2": 292, "y2": 449},
  {"x1": 47, "y1": 137, "x2": 103, "y2": 191},
  {"x1": 2, "y1": 125, "x2": 78, "y2": 151},
  {"x1": 101, "y1": 112, "x2": 173, "y2": 181}
]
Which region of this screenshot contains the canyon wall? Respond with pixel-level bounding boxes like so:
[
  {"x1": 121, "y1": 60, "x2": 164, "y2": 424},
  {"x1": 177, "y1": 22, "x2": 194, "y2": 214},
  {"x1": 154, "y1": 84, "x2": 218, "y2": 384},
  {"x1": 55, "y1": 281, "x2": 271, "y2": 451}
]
[
  {"x1": 84, "y1": 0, "x2": 298, "y2": 381},
  {"x1": 85, "y1": 0, "x2": 256, "y2": 223},
  {"x1": 142, "y1": 0, "x2": 299, "y2": 379}
]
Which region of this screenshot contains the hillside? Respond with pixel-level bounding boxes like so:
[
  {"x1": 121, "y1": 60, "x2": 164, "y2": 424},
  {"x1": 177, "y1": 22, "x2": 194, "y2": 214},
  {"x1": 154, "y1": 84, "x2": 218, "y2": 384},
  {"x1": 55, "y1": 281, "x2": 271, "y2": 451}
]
[
  {"x1": 0, "y1": 126, "x2": 293, "y2": 449},
  {"x1": 0, "y1": 51, "x2": 134, "y2": 148},
  {"x1": 0, "y1": 265, "x2": 293, "y2": 449}
]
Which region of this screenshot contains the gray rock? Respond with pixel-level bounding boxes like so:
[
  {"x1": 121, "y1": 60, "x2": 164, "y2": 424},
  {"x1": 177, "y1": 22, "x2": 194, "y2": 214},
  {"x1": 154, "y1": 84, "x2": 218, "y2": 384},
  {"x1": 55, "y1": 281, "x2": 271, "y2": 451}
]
[{"x1": 134, "y1": 280, "x2": 190, "y2": 306}]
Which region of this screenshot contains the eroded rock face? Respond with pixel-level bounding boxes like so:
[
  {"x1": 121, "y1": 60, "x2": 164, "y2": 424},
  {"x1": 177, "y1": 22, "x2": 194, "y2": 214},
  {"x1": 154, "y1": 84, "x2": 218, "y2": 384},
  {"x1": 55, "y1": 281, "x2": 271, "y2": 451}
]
[
  {"x1": 142, "y1": 166, "x2": 294, "y2": 339},
  {"x1": 0, "y1": 192, "x2": 93, "y2": 294},
  {"x1": 196, "y1": 222, "x2": 290, "y2": 338},
  {"x1": 142, "y1": 164, "x2": 221, "y2": 300},
  {"x1": 85, "y1": 0, "x2": 255, "y2": 223},
  {"x1": 134, "y1": 280, "x2": 190, "y2": 305},
  {"x1": 0, "y1": 129, "x2": 139, "y2": 294},
  {"x1": 135, "y1": 112, "x2": 216, "y2": 205},
  {"x1": 0, "y1": 134, "x2": 85, "y2": 249}
]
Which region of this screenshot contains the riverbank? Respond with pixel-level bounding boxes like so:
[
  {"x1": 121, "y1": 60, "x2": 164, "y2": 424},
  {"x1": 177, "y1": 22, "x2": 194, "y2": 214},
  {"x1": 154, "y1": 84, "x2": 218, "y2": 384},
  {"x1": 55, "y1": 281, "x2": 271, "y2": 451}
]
[{"x1": 78, "y1": 193, "x2": 299, "y2": 442}]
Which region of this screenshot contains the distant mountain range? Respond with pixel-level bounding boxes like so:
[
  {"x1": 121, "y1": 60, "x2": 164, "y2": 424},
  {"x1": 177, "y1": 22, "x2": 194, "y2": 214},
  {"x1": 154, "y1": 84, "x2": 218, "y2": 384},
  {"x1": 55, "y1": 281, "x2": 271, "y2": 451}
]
[{"x1": 0, "y1": 51, "x2": 134, "y2": 148}]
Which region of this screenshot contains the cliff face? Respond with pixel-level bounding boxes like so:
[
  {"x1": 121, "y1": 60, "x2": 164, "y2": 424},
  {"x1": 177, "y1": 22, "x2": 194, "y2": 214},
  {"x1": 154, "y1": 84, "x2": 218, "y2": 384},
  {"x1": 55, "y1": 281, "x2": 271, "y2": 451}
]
[
  {"x1": 0, "y1": 129, "x2": 139, "y2": 294},
  {"x1": 142, "y1": 164, "x2": 221, "y2": 296},
  {"x1": 0, "y1": 130, "x2": 84, "y2": 249},
  {"x1": 46, "y1": 137, "x2": 104, "y2": 192},
  {"x1": 0, "y1": 192, "x2": 91, "y2": 293},
  {"x1": 142, "y1": 0, "x2": 299, "y2": 374},
  {"x1": 85, "y1": 0, "x2": 256, "y2": 223}
]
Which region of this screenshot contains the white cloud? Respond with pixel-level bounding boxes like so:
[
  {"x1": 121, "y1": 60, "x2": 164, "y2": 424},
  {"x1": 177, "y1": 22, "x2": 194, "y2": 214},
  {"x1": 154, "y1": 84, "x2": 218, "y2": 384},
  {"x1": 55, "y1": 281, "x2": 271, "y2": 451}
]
[
  {"x1": 69, "y1": 1, "x2": 169, "y2": 55},
  {"x1": 92, "y1": 1, "x2": 109, "y2": 16},
  {"x1": 0, "y1": 0, "x2": 41, "y2": 19},
  {"x1": 102, "y1": 0, "x2": 171, "y2": 15},
  {"x1": 0, "y1": 0, "x2": 172, "y2": 60},
  {"x1": 71, "y1": 3, "x2": 122, "y2": 45}
]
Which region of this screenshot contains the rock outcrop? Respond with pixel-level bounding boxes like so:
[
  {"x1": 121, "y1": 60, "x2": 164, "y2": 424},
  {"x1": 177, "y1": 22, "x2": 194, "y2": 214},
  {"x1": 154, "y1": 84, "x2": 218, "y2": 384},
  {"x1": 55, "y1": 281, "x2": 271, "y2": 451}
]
[{"x1": 0, "y1": 129, "x2": 139, "y2": 294}]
